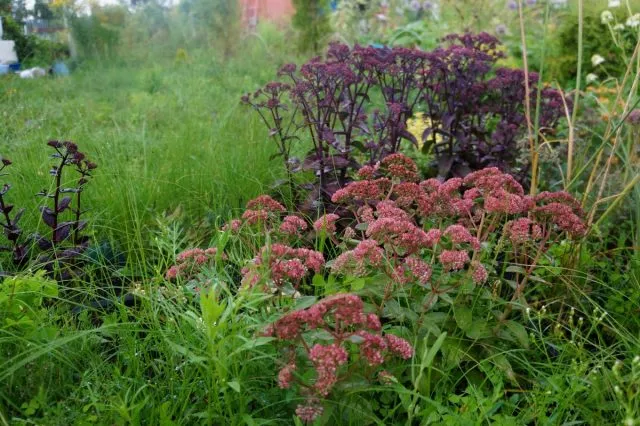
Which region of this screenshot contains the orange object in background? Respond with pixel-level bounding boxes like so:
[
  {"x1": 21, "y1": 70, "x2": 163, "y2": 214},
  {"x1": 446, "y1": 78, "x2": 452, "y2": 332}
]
[{"x1": 240, "y1": 0, "x2": 295, "y2": 29}]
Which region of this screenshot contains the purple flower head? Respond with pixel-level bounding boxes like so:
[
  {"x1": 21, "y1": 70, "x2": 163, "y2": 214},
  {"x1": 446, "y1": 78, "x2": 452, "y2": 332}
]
[
  {"x1": 507, "y1": 0, "x2": 517, "y2": 10},
  {"x1": 627, "y1": 109, "x2": 640, "y2": 126}
]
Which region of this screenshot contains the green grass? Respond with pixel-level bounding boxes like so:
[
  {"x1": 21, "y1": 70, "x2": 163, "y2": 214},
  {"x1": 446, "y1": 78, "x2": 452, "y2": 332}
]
[{"x1": 0, "y1": 45, "x2": 288, "y2": 258}]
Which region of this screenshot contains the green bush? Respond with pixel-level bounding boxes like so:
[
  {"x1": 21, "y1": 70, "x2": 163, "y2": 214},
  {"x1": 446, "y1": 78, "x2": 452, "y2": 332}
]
[
  {"x1": 550, "y1": 2, "x2": 640, "y2": 86},
  {"x1": 292, "y1": 0, "x2": 332, "y2": 53},
  {"x1": 0, "y1": 13, "x2": 67, "y2": 65}
]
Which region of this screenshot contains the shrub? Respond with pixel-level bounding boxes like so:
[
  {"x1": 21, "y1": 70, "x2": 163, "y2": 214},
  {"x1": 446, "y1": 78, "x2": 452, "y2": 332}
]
[
  {"x1": 243, "y1": 33, "x2": 569, "y2": 213},
  {"x1": 292, "y1": 0, "x2": 332, "y2": 53},
  {"x1": 0, "y1": 13, "x2": 67, "y2": 65}
]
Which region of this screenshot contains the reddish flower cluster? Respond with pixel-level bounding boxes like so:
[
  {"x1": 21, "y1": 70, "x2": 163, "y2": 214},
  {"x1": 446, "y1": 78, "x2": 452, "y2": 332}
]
[
  {"x1": 280, "y1": 215, "x2": 308, "y2": 236},
  {"x1": 331, "y1": 178, "x2": 391, "y2": 204},
  {"x1": 380, "y1": 153, "x2": 420, "y2": 182},
  {"x1": 532, "y1": 191, "x2": 586, "y2": 237},
  {"x1": 265, "y1": 294, "x2": 413, "y2": 421},
  {"x1": 331, "y1": 239, "x2": 385, "y2": 276},
  {"x1": 393, "y1": 256, "x2": 433, "y2": 286},
  {"x1": 243, "y1": 243, "x2": 324, "y2": 290},
  {"x1": 438, "y1": 250, "x2": 470, "y2": 271},
  {"x1": 505, "y1": 217, "x2": 542, "y2": 244},
  {"x1": 165, "y1": 247, "x2": 223, "y2": 281},
  {"x1": 471, "y1": 261, "x2": 489, "y2": 284},
  {"x1": 222, "y1": 219, "x2": 242, "y2": 233},
  {"x1": 443, "y1": 224, "x2": 481, "y2": 250},
  {"x1": 242, "y1": 195, "x2": 286, "y2": 225}
]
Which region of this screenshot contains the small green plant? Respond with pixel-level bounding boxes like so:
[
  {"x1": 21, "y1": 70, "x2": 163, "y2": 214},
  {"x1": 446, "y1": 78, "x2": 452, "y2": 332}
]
[{"x1": 0, "y1": 270, "x2": 58, "y2": 338}]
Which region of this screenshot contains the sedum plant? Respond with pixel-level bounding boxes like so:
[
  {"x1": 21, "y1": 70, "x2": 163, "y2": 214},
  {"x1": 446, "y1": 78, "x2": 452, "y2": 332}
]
[
  {"x1": 198, "y1": 154, "x2": 587, "y2": 422},
  {"x1": 0, "y1": 141, "x2": 97, "y2": 280},
  {"x1": 243, "y1": 33, "x2": 569, "y2": 213}
]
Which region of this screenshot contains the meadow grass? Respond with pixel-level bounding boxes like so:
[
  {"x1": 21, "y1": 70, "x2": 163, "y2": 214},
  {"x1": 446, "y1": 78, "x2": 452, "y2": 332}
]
[{"x1": 0, "y1": 43, "x2": 290, "y2": 260}]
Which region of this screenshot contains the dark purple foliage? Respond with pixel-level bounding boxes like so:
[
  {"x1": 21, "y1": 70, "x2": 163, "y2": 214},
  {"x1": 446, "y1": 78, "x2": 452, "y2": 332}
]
[
  {"x1": 243, "y1": 33, "x2": 569, "y2": 210},
  {"x1": 0, "y1": 159, "x2": 28, "y2": 266},
  {"x1": 0, "y1": 141, "x2": 97, "y2": 280}
]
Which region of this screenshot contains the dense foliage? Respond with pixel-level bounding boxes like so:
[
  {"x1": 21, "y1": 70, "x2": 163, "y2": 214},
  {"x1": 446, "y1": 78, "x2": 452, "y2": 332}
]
[{"x1": 244, "y1": 32, "x2": 568, "y2": 214}]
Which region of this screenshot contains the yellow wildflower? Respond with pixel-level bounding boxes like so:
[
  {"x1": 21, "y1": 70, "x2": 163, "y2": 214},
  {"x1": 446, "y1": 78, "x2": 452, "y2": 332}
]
[{"x1": 406, "y1": 112, "x2": 442, "y2": 150}]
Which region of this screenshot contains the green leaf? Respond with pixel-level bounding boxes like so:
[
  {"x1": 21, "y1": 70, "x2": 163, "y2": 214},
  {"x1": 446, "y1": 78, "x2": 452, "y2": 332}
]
[
  {"x1": 466, "y1": 322, "x2": 493, "y2": 340},
  {"x1": 227, "y1": 380, "x2": 241, "y2": 393},
  {"x1": 293, "y1": 296, "x2": 317, "y2": 311},
  {"x1": 355, "y1": 222, "x2": 368, "y2": 231},
  {"x1": 425, "y1": 332, "x2": 447, "y2": 367},
  {"x1": 311, "y1": 273, "x2": 325, "y2": 288},
  {"x1": 350, "y1": 277, "x2": 366, "y2": 291},
  {"x1": 505, "y1": 320, "x2": 529, "y2": 349},
  {"x1": 505, "y1": 265, "x2": 526, "y2": 274},
  {"x1": 454, "y1": 305, "x2": 473, "y2": 332},
  {"x1": 232, "y1": 336, "x2": 275, "y2": 355}
]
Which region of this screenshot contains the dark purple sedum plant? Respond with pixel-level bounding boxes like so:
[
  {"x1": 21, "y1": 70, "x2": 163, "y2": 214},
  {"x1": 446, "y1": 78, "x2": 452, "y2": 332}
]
[
  {"x1": 0, "y1": 141, "x2": 97, "y2": 279},
  {"x1": 0, "y1": 158, "x2": 28, "y2": 266},
  {"x1": 243, "y1": 32, "x2": 569, "y2": 210}
]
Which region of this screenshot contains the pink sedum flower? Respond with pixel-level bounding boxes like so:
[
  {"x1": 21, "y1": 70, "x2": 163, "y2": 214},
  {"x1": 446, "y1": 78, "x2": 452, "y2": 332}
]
[
  {"x1": 309, "y1": 343, "x2": 348, "y2": 396},
  {"x1": 277, "y1": 363, "x2": 296, "y2": 389},
  {"x1": 280, "y1": 215, "x2": 308, "y2": 235},
  {"x1": 471, "y1": 261, "x2": 488, "y2": 284},
  {"x1": 444, "y1": 224, "x2": 481, "y2": 250},
  {"x1": 296, "y1": 402, "x2": 324, "y2": 423},
  {"x1": 438, "y1": 249, "x2": 470, "y2": 271},
  {"x1": 246, "y1": 194, "x2": 286, "y2": 212},
  {"x1": 385, "y1": 334, "x2": 414, "y2": 359}
]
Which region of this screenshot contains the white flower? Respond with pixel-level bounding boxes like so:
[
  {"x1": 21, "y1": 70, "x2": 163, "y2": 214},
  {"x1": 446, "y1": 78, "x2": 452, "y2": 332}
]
[
  {"x1": 626, "y1": 13, "x2": 640, "y2": 28},
  {"x1": 614, "y1": 23, "x2": 625, "y2": 30},
  {"x1": 601, "y1": 10, "x2": 614, "y2": 24},
  {"x1": 591, "y1": 54, "x2": 606, "y2": 66},
  {"x1": 586, "y1": 73, "x2": 598, "y2": 84},
  {"x1": 608, "y1": 0, "x2": 621, "y2": 7}
]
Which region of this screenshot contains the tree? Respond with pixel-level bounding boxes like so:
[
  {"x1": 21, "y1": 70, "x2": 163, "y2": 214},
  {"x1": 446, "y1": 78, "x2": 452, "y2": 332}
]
[
  {"x1": 11, "y1": 0, "x2": 27, "y2": 23},
  {"x1": 292, "y1": 0, "x2": 332, "y2": 54},
  {"x1": 34, "y1": 0, "x2": 54, "y2": 20},
  {"x1": 0, "y1": 0, "x2": 11, "y2": 14}
]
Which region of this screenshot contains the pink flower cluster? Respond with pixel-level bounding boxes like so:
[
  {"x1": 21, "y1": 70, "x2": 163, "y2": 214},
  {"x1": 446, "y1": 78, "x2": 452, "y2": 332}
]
[
  {"x1": 380, "y1": 153, "x2": 420, "y2": 182},
  {"x1": 242, "y1": 195, "x2": 286, "y2": 225},
  {"x1": 243, "y1": 243, "x2": 324, "y2": 289},
  {"x1": 331, "y1": 178, "x2": 391, "y2": 204},
  {"x1": 265, "y1": 293, "x2": 413, "y2": 420},
  {"x1": 165, "y1": 247, "x2": 223, "y2": 281},
  {"x1": 532, "y1": 191, "x2": 586, "y2": 237},
  {"x1": 331, "y1": 239, "x2": 385, "y2": 276},
  {"x1": 392, "y1": 256, "x2": 433, "y2": 286},
  {"x1": 280, "y1": 215, "x2": 308, "y2": 235}
]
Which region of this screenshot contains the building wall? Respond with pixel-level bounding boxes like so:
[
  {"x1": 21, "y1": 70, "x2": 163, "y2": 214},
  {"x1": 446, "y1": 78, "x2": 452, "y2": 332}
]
[
  {"x1": 240, "y1": 0, "x2": 295, "y2": 27},
  {"x1": 259, "y1": 0, "x2": 295, "y2": 24}
]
